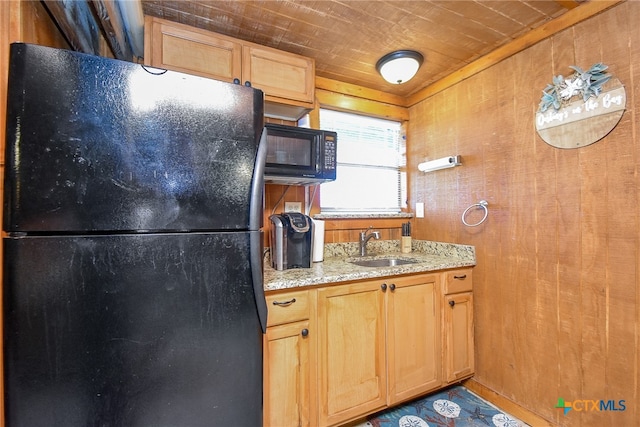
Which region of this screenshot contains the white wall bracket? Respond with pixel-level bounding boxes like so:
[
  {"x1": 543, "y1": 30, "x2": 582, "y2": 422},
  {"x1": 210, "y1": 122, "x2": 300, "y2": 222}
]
[{"x1": 418, "y1": 155, "x2": 461, "y2": 172}]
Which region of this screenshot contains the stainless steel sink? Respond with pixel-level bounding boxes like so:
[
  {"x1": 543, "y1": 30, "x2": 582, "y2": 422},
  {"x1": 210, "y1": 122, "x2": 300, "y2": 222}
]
[{"x1": 350, "y1": 257, "x2": 418, "y2": 267}]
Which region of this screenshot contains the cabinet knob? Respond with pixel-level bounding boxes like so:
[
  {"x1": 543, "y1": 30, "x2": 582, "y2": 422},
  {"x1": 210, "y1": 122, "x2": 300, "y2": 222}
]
[
  {"x1": 381, "y1": 283, "x2": 387, "y2": 291},
  {"x1": 449, "y1": 300, "x2": 455, "y2": 307},
  {"x1": 233, "y1": 78, "x2": 240, "y2": 85},
  {"x1": 244, "y1": 81, "x2": 252, "y2": 87},
  {"x1": 301, "y1": 328, "x2": 309, "y2": 337},
  {"x1": 389, "y1": 283, "x2": 396, "y2": 291},
  {"x1": 454, "y1": 274, "x2": 467, "y2": 280}
]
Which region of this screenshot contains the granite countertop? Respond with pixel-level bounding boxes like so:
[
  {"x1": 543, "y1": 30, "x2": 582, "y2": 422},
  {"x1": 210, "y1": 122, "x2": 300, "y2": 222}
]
[{"x1": 263, "y1": 240, "x2": 476, "y2": 292}]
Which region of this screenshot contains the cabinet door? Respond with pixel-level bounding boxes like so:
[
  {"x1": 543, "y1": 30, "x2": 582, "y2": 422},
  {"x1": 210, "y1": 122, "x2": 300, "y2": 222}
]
[
  {"x1": 387, "y1": 275, "x2": 441, "y2": 404},
  {"x1": 264, "y1": 320, "x2": 312, "y2": 427},
  {"x1": 145, "y1": 17, "x2": 242, "y2": 83},
  {"x1": 443, "y1": 292, "x2": 474, "y2": 383},
  {"x1": 242, "y1": 45, "x2": 315, "y2": 104},
  {"x1": 317, "y1": 281, "x2": 386, "y2": 426}
]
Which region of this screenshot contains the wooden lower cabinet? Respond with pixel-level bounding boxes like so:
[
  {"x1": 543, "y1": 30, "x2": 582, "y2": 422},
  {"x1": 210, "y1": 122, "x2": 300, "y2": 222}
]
[
  {"x1": 387, "y1": 274, "x2": 441, "y2": 405},
  {"x1": 317, "y1": 280, "x2": 387, "y2": 426},
  {"x1": 263, "y1": 290, "x2": 316, "y2": 427},
  {"x1": 316, "y1": 274, "x2": 441, "y2": 426},
  {"x1": 264, "y1": 320, "x2": 313, "y2": 427},
  {"x1": 264, "y1": 269, "x2": 474, "y2": 427},
  {"x1": 443, "y1": 269, "x2": 475, "y2": 384}
]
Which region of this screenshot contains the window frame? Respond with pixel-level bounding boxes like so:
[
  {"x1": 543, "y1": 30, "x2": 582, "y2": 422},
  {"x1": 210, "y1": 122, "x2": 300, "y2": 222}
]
[{"x1": 317, "y1": 108, "x2": 407, "y2": 215}]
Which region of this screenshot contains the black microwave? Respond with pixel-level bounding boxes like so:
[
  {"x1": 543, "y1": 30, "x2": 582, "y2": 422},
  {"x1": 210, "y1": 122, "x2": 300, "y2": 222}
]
[{"x1": 263, "y1": 123, "x2": 337, "y2": 185}]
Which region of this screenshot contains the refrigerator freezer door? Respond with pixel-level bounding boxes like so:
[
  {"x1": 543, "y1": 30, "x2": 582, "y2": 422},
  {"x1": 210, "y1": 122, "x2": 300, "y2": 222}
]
[
  {"x1": 4, "y1": 232, "x2": 264, "y2": 427},
  {"x1": 4, "y1": 43, "x2": 264, "y2": 233}
]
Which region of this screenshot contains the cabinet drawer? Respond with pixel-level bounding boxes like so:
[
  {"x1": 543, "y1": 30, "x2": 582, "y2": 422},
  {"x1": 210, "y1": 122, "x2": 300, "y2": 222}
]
[
  {"x1": 443, "y1": 269, "x2": 473, "y2": 294},
  {"x1": 266, "y1": 290, "x2": 310, "y2": 326}
]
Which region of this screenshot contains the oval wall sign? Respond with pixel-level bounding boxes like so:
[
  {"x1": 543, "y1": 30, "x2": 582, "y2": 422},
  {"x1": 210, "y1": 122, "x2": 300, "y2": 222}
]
[{"x1": 535, "y1": 64, "x2": 626, "y2": 149}]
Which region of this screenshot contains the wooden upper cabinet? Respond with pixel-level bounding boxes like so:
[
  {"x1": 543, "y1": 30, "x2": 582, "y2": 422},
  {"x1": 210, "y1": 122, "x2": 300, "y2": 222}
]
[
  {"x1": 144, "y1": 16, "x2": 315, "y2": 120},
  {"x1": 243, "y1": 45, "x2": 315, "y2": 104},
  {"x1": 145, "y1": 17, "x2": 242, "y2": 82}
]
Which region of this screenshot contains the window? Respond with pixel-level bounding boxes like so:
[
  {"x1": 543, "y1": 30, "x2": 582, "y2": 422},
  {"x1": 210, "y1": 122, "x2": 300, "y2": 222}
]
[{"x1": 319, "y1": 109, "x2": 406, "y2": 214}]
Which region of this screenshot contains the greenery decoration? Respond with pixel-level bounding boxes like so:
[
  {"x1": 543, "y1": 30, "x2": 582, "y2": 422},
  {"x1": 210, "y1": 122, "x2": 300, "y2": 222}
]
[{"x1": 538, "y1": 63, "x2": 611, "y2": 113}]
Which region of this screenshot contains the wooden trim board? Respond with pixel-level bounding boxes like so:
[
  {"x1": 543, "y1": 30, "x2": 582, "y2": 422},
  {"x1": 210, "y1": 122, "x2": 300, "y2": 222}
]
[{"x1": 463, "y1": 378, "x2": 555, "y2": 426}]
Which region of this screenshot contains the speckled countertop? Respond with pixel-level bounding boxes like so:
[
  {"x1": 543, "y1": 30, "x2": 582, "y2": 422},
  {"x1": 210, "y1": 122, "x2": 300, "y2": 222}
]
[{"x1": 263, "y1": 240, "x2": 476, "y2": 292}]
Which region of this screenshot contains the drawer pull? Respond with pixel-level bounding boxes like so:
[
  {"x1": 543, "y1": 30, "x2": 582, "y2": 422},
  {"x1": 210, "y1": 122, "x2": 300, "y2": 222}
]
[
  {"x1": 453, "y1": 275, "x2": 467, "y2": 280},
  {"x1": 272, "y1": 298, "x2": 296, "y2": 306}
]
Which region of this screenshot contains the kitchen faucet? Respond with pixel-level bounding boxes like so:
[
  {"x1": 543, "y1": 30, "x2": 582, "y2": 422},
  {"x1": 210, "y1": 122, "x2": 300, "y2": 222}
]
[{"x1": 359, "y1": 228, "x2": 380, "y2": 256}]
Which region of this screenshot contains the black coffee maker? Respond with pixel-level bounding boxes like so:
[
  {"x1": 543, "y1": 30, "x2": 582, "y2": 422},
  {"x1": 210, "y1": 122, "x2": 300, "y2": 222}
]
[{"x1": 269, "y1": 213, "x2": 314, "y2": 270}]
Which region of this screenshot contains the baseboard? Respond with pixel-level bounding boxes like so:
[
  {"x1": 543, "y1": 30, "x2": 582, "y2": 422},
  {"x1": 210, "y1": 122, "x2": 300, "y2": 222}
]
[{"x1": 463, "y1": 378, "x2": 555, "y2": 427}]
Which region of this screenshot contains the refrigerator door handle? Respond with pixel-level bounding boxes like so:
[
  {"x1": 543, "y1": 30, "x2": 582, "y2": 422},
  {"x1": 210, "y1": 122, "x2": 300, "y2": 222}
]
[
  {"x1": 249, "y1": 129, "x2": 268, "y2": 231},
  {"x1": 250, "y1": 231, "x2": 268, "y2": 333}
]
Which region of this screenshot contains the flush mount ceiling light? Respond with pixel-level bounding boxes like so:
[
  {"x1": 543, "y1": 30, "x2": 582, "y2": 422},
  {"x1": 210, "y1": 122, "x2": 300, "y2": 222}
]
[{"x1": 376, "y1": 50, "x2": 424, "y2": 84}]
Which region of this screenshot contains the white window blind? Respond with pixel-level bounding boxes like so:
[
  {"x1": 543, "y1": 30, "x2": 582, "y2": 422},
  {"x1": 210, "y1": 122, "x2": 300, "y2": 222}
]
[{"x1": 319, "y1": 109, "x2": 406, "y2": 213}]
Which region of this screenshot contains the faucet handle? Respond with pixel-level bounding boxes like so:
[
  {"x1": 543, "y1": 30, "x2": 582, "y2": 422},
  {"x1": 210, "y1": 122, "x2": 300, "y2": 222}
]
[
  {"x1": 361, "y1": 228, "x2": 381, "y2": 239},
  {"x1": 360, "y1": 226, "x2": 372, "y2": 237},
  {"x1": 360, "y1": 227, "x2": 381, "y2": 243}
]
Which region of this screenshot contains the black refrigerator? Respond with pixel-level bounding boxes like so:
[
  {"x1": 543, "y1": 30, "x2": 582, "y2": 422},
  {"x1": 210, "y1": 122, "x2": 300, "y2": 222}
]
[{"x1": 3, "y1": 43, "x2": 268, "y2": 426}]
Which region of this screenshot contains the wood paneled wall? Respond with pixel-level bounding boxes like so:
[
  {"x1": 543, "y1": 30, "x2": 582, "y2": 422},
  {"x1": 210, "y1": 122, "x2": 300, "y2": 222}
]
[
  {"x1": 263, "y1": 183, "x2": 407, "y2": 247},
  {"x1": 407, "y1": 3, "x2": 638, "y2": 425}
]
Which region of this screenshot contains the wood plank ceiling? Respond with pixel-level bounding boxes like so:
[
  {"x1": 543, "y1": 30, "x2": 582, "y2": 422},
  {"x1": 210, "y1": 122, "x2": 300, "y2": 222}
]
[{"x1": 141, "y1": 0, "x2": 584, "y2": 97}]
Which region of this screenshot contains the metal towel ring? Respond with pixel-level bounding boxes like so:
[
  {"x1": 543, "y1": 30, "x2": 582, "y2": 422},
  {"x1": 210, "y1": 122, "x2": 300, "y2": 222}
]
[{"x1": 462, "y1": 200, "x2": 489, "y2": 227}]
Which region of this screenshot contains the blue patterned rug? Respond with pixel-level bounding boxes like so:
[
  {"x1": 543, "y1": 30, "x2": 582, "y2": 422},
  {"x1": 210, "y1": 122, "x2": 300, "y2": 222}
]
[{"x1": 361, "y1": 385, "x2": 528, "y2": 427}]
